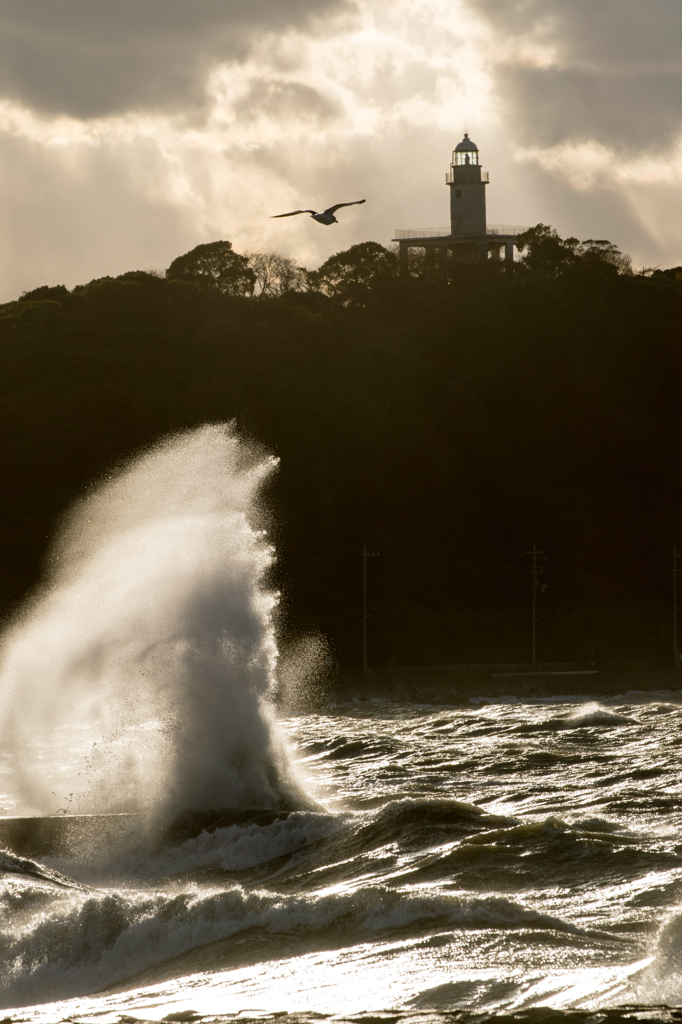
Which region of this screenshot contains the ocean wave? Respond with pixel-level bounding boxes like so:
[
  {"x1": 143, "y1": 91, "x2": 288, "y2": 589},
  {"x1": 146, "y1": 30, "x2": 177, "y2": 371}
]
[
  {"x1": 0, "y1": 847, "x2": 86, "y2": 890},
  {"x1": 514, "y1": 702, "x2": 637, "y2": 734},
  {"x1": 564, "y1": 703, "x2": 637, "y2": 728},
  {"x1": 390, "y1": 815, "x2": 677, "y2": 891},
  {"x1": 302, "y1": 736, "x2": 401, "y2": 762},
  {"x1": 349, "y1": 798, "x2": 520, "y2": 852},
  {"x1": 137, "y1": 810, "x2": 342, "y2": 877},
  {"x1": 0, "y1": 880, "x2": 584, "y2": 1008}
]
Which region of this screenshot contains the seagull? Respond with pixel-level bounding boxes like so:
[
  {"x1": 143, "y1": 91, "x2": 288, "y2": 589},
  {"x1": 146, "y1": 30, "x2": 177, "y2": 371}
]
[{"x1": 271, "y1": 200, "x2": 366, "y2": 226}]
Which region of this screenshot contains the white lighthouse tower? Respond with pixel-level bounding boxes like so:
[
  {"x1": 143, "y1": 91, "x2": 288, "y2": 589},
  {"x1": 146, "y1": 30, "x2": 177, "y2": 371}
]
[{"x1": 393, "y1": 133, "x2": 526, "y2": 268}]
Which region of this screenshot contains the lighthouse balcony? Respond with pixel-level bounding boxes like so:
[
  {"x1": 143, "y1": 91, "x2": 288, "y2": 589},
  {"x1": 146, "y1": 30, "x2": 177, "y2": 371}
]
[
  {"x1": 394, "y1": 224, "x2": 529, "y2": 240},
  {"x1": 486, "y1": 224, "x2": 530, "y2": 235},
  {"x1": 446, "y1": 169, "x2": 489, "y2": 184}
]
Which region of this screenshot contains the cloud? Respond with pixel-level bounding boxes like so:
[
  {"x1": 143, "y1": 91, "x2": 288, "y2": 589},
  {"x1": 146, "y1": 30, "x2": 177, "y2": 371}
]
[
  {"x1": 233, "y1": 79, "x2": 342, "y2": 126},
  {"x1": 499, "y1": 66, "x2": 682, "y2": 151},
  {"x1": 466, "y1": 0, "x2": 682, "y2": 149},
  {"x1": 0, "y1": 131, "x2": 197, "y2": 298},
  {"x1": 0, "y1": 0, "x2": 355, "y2": 118}
]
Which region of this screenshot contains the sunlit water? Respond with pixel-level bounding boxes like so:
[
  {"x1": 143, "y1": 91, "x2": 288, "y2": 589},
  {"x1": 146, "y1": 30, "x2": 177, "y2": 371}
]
[{"x1": 4, "y1": 691, "x2": 682, "y2": 1022}]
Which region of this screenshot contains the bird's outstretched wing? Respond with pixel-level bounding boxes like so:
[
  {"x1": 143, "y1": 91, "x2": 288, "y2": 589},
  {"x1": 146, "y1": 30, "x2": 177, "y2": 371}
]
[
  {"x1": 324, "y1": 200, "x2": 366, "y2": 215},
  {"x1": 270, "y1": 209, "x2": 316, "y2": 218}
]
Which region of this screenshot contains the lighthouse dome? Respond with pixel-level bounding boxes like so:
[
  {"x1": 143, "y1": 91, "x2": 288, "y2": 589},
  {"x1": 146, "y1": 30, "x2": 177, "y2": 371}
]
[{"x1": 455, "y1": 132, "x2": 478, "y2": 153}]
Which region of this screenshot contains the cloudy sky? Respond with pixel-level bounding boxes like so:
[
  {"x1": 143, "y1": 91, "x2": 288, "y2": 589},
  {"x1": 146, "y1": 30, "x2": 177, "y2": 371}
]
[{"x1": 0, "y1": 0, "x2": 680, "y2": 300}]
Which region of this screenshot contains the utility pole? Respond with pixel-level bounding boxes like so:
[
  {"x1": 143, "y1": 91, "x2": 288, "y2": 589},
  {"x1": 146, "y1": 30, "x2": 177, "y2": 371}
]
[
  {"x1": 674, "y1": 545, "x2": 681, "y2": 671},
  {"x1": 362, "y1": 542, "x2": 380, "y2": 677},
  {"x1": 527, "y1": 542, "x2": 546, "y2": 666}
]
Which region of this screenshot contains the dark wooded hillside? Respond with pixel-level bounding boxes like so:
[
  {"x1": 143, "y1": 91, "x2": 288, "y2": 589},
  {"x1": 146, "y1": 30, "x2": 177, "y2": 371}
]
[{"x1": 1, "y1": 228, "x2": 681, "y2": 671}]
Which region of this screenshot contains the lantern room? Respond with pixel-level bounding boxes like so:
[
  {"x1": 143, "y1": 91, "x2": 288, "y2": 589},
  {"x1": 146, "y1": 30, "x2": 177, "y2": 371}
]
[{"x1": 452, "y1": 132, "x2": 479, "y2": 167}]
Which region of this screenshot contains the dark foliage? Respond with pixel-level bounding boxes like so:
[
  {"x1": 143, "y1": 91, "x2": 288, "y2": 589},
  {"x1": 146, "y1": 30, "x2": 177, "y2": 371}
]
[
  {"x1": 309, "y1": 241, "x2": 399, "y2": 300},
  {"x1": 1, "y1": 230, "x2": 681, "y2": 671},
  {"x1": 166, "y1": 240, "x2": 256, "y2": 296}
]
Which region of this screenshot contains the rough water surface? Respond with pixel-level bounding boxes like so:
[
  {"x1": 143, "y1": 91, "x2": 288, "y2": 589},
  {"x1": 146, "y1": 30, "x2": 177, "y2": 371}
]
[
  {"x1": 4, "y1": 692, "x2": 682, "y2": 1021},
  {"x1": 1, "y1": 427, "x2": 682, "y2": 1020}
]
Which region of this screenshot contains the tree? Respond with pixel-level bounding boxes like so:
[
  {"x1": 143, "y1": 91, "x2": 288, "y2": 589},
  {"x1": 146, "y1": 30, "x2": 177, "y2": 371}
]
[
  {"x1": 578, "y1": 239, "x2": 632, "y2": 275},
  {"x1": 166, "y1": 241, "x2": 256, "y2": 296},
  {"x1": 245, "y1": 250, "x2": 308, "y2": 296},
  {"x1": 309, "y1": 241, "x2": 399, "y2": 300},
  {"x1": 515, "y1": 224, "x2": 581, "y2": 276},
  {"x1": 20, "y1": 284, "x2": 69, "y2": 303},
  {"x1": 516, "y1": 224, "x2": 632, "y2": 277}
]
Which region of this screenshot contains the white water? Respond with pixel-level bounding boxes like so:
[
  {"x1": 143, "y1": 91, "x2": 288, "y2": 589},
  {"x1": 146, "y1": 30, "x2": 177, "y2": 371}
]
[{"x1": 0, "y1": 424, "x2": 312, "y2": 819}]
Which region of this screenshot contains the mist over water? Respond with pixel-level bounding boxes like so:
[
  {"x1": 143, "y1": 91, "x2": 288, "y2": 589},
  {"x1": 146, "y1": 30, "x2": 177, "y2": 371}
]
[{"x1": 0, "y1": 424, "x2": 312, "y2": 819}]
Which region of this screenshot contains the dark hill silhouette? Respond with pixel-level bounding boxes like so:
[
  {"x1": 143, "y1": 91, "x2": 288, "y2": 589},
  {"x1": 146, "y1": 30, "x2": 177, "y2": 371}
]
[{"x1": 1, "y1": 227, "x2": 681, "y2": 672}]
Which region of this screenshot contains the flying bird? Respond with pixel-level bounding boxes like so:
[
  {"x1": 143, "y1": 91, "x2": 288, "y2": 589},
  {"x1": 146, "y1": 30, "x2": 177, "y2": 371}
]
[{"x1": 271, "y1": 200, "x2": 366, "y2": 226}]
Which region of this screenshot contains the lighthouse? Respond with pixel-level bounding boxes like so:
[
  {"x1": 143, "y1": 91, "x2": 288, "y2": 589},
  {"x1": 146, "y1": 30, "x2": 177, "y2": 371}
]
[
  {"x1": 447, "y1": 133, "x2": 487, "y2": 237},
  {"x1": 393, "y1": 133, "x2": 527, "y2": 268}
]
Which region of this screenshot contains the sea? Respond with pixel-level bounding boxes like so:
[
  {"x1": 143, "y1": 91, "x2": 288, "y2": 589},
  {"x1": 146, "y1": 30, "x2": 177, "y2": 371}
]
[
  {"x1": 4, "y1": 690, "x2": 682, "y2": 1023},
  {"x1": 2, "y1": 426, "x2": 682, "y2": 1023}
]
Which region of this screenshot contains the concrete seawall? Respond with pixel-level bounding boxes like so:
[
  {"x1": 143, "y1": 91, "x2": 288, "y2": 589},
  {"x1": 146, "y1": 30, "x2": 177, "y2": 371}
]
[
  {"x1": 0, "y1": 807, "x2": 293, "y2": 860},
  {"x1": 0, "y1": 813, "x2": 143, "y2": 860}
]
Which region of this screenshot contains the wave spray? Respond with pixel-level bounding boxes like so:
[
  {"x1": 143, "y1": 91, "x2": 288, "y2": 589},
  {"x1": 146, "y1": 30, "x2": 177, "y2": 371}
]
[{"x1": 0, "y1": 425, "x2": 313, "y2": 821}]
